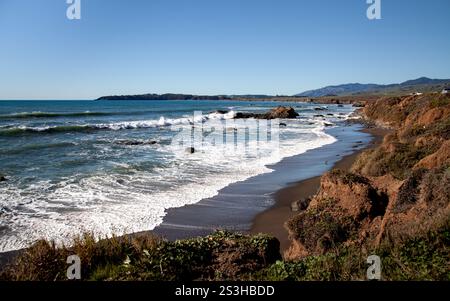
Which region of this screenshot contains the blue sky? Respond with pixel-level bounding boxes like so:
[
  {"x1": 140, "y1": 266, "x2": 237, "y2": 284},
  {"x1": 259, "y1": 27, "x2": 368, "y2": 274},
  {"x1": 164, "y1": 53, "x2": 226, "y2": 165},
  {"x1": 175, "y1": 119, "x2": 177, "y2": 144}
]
[{"x1": 0, "y1": 0, "x2": 449, "y2": 99}]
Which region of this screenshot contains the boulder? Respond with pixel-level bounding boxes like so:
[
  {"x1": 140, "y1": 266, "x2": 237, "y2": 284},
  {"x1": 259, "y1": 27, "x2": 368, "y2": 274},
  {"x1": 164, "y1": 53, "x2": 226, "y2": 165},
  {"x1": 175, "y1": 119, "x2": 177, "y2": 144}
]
[
  {"x1": 116, "y1": 140, "x2": 157, "y2": 146},
  {"x1": 212, "y1": 110, "x2": 229, "y2": 114},
  {"x1": 291, "y1": 198, "x2": 310, "y2": 212},
  {"x1": 185, "y1": 147, "x2": 195, "y2": 154},
  {"x1": 312, "y1": 169, "x2": 388, "y2": 220},
  {"x1": 286, "y1": 170, "x2": 389, "y2": 258},
  {"x1": 264, "y1": 106, "x2": 299, "y2": 119},
  {"x1": 116, "y1": 179, "x2": 126, "y2": 185},
  {"x1": 0, "y1": 174, "x2": 6, "y2": 182},
  {"x1": 235, "y1": 106, "x2": 299, "y2": 120},
  {"x1": 234, "y1": 112, "x2": 258, "y2": 119}
]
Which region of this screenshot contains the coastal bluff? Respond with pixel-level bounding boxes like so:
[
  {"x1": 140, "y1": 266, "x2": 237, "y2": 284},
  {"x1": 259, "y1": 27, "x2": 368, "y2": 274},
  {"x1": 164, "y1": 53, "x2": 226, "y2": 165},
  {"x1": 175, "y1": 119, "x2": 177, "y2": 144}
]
[
  {"x1": 1, "y1": 93, "x2": 448, "y2": 281},
  {"x1": 285, "y1": 93, "x2": 450, "y2": 265}
]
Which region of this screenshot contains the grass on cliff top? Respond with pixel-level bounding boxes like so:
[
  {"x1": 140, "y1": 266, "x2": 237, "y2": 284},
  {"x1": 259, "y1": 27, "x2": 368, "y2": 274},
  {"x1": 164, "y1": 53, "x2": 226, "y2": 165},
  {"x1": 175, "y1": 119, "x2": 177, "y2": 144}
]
[
  {"x1": 0, "y1": 231, "x2": 280, "y2": 281},
  {"x1": 352, "y1": 137, "x2": 439, "y2": 180},
  {"x1": 1, "y1": 224, "x2": 448, "y2": 281},
  {"x1": 430, "y1": 96, "x2": 450, "y2": 108},
  {"x1": 248, "y1": 224, "x2": 449, "y2": 281}
]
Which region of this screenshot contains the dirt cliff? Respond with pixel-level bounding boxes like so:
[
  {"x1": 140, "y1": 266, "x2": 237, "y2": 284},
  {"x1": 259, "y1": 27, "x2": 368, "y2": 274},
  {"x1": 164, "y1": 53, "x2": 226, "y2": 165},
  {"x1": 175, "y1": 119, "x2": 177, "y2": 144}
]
[{"x1": 286, "y1": 93, "x2": 450, "y2": 260}]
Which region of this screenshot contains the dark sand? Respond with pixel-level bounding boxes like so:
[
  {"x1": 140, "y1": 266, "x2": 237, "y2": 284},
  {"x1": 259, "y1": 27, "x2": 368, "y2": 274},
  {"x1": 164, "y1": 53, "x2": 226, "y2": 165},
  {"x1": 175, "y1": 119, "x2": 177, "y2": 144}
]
[
  {"x1": 250, "y1": 127, "x2": 389, "y2": 253},
  {"x1": 152, "y1": 124, "x2": 380, "y2": 241}
]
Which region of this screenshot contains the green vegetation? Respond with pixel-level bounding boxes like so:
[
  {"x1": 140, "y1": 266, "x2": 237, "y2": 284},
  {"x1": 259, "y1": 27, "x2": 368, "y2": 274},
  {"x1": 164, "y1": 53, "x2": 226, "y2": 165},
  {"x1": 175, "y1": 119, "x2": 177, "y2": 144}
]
[
  {"x1": 430, "y1": 97, "x2": 450, "y2": 108},
  {"x1": 328, "y1": 169, "x2": 370, "y2": 185},
  {"x1": 287, "y1": 206, "x2": 357, "y2": 255},
  {"x1": 1, "y1": 225, "x2": 448, "y2": 281},
  {"x1": 430, "y1": 117, "x2": 450, "y2": 140},
  {"x1": 352, "y1": 137, "x2": 438, "y2": 180},
  {"x1": 249, "y1": 225, "x2": 449, "y2": 281},
  {"x1": 0, "y1": 231, "x2": 280, "y2": 281}
]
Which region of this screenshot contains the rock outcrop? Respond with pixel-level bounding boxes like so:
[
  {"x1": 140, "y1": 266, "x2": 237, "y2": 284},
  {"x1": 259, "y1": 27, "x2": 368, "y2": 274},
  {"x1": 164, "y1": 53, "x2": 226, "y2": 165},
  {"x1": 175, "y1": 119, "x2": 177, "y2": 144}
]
[
  {"x1": 116, "y1": 140, "x2": 158, "y2": 146},
  {"x1": 235, "y1": 106, "x2": 299, "y2": 120},
  {"x1": 286, "y1": 170, "x2": 388, "y2": 258},
  {"x1": 185, "y1": 147, "x2": 195, "y2": 154},
  {"x1": 286, "y1": 93, "x2": 450, "y2": 260}
]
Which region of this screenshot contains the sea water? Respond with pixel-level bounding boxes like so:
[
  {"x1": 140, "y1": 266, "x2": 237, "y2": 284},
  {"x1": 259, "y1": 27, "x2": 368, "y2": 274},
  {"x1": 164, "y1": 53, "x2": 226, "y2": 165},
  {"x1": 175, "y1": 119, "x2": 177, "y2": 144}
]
[{"x1": 0, "y1": 100, "x2": 354, "y2": 252}]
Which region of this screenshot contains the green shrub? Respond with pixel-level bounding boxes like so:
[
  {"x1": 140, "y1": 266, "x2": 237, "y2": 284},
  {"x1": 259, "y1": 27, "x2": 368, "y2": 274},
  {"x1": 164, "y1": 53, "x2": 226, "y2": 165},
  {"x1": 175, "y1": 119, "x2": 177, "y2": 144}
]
[
  {"x1": 430, "y1": 97, "x2": 450, "y2": 108},
  {"x1": 0, "y1": 231, "x2": 280, "y2": 281},
  {"x1": 250, "y1": 225, "x2": 449, "y2": 281}
]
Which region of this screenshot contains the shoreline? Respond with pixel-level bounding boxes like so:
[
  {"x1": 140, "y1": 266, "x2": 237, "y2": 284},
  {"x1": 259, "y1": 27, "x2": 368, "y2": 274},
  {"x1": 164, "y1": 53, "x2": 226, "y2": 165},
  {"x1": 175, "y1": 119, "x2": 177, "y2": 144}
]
[
  {"x1": 250, "y1": 126, "x2": 389, "y2": 254},
  {"x1": 0, "y1": 122, "x2": 385, "y2": 269},
  {"x1": 151, "y1": 122, "x2": 375, "y2": 240}
]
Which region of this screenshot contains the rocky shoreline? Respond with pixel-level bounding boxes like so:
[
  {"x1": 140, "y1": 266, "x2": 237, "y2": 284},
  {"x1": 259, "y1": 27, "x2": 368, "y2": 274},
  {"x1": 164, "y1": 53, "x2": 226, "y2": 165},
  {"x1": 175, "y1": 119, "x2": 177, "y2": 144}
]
[
  {"x1": 1, "y1": 93, "x2": 449, "y2": 280},
  {"x1": 283, "y1": 93, "x2": 449, "y2": 261},
  {"x1": 250, "y1": 126, "x2": 389, "y2": 253}
]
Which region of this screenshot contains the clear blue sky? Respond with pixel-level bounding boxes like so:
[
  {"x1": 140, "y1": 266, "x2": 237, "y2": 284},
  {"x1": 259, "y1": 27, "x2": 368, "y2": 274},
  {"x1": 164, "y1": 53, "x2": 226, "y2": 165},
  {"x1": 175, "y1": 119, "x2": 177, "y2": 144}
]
[{"x1": 0, "y1": 0, "x2": 449, "y2": 99}]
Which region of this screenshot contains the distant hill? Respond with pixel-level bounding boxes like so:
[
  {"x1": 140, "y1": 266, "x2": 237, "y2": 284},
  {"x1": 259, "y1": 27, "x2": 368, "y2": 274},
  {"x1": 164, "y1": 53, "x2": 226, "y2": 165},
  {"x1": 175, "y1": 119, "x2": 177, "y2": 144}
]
[
  {"x1": 96, "y1": 93, "x2": 274, "y2": 101},
  {"x1": 96, "y1": 93, "x2": 232, "y2": 101},
  {"x1": 96, "y1": 77, "x2": 450, "y2": 100},
  {"x1": 296, "y1": 77, "x2": 450, "y2": 97}
]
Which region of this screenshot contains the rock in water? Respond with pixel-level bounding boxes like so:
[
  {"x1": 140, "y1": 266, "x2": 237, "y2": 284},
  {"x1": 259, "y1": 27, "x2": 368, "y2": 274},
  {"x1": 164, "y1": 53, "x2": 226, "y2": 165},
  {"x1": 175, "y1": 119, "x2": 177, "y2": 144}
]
[
  {"x1": 116, "y1": 140, "x2": 157, "y2": 146},
  {"x1": 234, "y1": 112, "x2": 257, "y2": 119},
  {"x1": 265, "y1": 106, "x2": 299, "y2": 119},
  {"x1": 185, "y1": 147, "x2": 195, "y2": 154},
  {"x1": 234, "y1": 106, "x2": 299, "y2": 120},
  {"x1": 0, "y1": 174, "x2": 6, "y2": 182}
]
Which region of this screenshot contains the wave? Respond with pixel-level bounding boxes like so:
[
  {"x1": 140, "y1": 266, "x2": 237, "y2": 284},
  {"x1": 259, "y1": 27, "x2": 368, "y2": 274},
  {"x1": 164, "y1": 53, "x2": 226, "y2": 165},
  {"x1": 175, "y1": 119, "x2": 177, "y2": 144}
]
[
  {"x1": 0, "y1": 111, "x2": 237, "y2": 137},
  {"x1": 0, "y1": 123, "x2": 338, "y2": 252},
  {"x1": 0, "y1": 125, "x2": 98, "y2": 136},
  {"x1": 0, "y1": 107, "x2": 218, "y2": 120},
  {"x1": 0, "y1": 142, "x2": 77, "y2": 155},
  {"x1": 0, "y1": 111, "x2": 114, "y2": 120}
]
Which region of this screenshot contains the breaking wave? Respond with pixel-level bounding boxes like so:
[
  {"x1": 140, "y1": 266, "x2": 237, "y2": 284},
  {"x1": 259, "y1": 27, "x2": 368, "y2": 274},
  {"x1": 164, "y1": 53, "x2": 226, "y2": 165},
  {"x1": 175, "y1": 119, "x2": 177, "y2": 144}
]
[{"x1": 0, "y1": 111, "x2": 237, "y2": 137}]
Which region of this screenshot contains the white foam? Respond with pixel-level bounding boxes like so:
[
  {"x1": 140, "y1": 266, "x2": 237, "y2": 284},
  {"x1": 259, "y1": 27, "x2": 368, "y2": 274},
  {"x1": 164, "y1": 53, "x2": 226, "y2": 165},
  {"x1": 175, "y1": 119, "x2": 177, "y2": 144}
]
[{"x1": 0, "y1": 116, "x2": 342, "y2": 252}]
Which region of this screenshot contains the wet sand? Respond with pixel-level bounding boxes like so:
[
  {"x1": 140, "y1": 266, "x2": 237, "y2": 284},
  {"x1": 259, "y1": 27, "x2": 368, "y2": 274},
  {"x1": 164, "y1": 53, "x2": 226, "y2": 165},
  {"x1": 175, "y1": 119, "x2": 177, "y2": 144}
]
[
  {"x1": 152, "y1": 123, "x2": 378, "y2": 240},
  {"x1": 250, "y1": 127, "x2": 389, "y2": 254}
]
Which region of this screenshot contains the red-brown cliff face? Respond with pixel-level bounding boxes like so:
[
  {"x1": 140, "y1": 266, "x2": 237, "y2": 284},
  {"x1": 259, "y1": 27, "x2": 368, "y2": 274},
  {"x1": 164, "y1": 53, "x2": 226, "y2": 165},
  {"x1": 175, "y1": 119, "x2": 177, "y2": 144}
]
[{"x1": 286, "y1": 93, "x2": 450, "y2": 260}]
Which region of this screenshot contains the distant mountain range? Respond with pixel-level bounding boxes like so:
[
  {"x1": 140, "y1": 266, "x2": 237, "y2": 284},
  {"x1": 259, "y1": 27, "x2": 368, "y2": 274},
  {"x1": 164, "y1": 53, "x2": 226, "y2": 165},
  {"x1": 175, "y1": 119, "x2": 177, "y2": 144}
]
[{"x1": 295, "y1": 77, "x2": 450, "y2": 97}]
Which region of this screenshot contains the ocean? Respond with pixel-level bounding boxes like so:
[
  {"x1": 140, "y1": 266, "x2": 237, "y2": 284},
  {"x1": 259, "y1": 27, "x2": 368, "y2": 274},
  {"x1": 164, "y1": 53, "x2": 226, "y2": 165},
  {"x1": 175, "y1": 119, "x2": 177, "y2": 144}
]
[{"x1": 0, "y1": 100, "x2": 356, "y2": 252}]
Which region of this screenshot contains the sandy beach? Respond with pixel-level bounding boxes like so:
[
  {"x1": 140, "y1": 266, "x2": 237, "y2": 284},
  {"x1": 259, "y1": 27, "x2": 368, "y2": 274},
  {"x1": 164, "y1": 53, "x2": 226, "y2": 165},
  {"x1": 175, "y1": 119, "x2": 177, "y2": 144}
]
[{"x1": 151, "y1": 123, "x2": 380, "y2": 241}]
